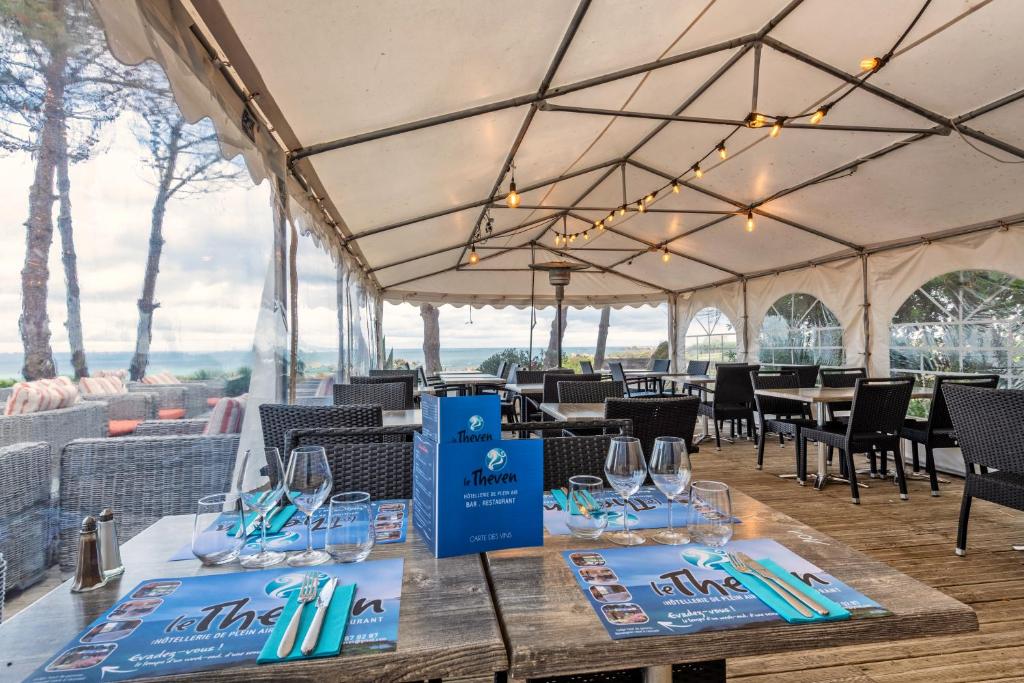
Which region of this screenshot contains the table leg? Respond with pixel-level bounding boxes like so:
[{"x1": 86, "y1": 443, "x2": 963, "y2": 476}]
[
  {"x1": 693, "y1": 413, "x2": 711, "y2": 444},
  {"x1": 813, "y1": 402, "x2": 830, "y2": 490},
  {"x1": 644, "y1": 659, "x2": 725, "y2": 683},
  {"x1": 643, "y1": 665, "x2": 672, "y2": 683}
]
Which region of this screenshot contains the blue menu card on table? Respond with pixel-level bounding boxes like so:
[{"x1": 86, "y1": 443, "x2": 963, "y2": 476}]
[{"x1": 413, "y1": 395, "x2": 543, "y2": 557}]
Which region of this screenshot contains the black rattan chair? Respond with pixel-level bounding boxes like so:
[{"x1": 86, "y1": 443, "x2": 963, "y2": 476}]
[
  {"x1": 605, "y1": 397, "x2": 699, "y2": 457},
  {"x1": 580, "y1": 360, "x2": 595, "y2": 374},
  {"x1": 609, "y1": 362, "x2": 657, "y2": 397},
  {"x1": 799, "y1": 378, "x2": 914, "y2": 504},
  {"x1": 780, "y1": 364, "x2": 820, "y2": 388},
  {"x1": 697, "y1": 364, "x2": 760, "y2": 449},
  {"x1": 901, "y1": 374, "x2": 1000, "y2": 496},
  {"x1": 819, "y1": 367, "x2": 867, "y2": 466},
  {"x1": 259, "y1": 403, "x2": 383, "y2": 455},
  {"x1": 944, "y1": 383, "x2": 1024, "y2": 556},
  {"x1": 750, "y1": 370, "x2": 815, "y2": 480},
  {"x1": 557, "y1": 380, "x2": 624, "y2": 403},
  {"x1": 542, "y1": 371, "x2": 596, "y2": 403},
  {"x1": 685, "y1": 360, "x2": 710, "y2": 375},
  {"x1": 370, "y1": 369, "x2": 417, "y2": 378},
  {"x1": 285, "y1": 426, "x2": 418, "y2": 498},
  {"x1": 333, "y1": 382, "x2": 406, "y2": 410},
  {"x1": 502, "y1": 419, "x2": 631, "y2": 492},
  {"x1": 352, "y1": 374, "x2": 415, "y2": 409}
]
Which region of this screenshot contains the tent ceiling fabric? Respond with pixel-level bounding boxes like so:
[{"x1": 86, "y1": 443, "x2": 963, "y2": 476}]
[{"x1": 198, "y1": 0, "x2": 1024, "y2": 305}]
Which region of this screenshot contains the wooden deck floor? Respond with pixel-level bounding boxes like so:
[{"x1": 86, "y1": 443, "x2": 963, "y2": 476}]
[
  {"x1": 5, "y1": 436, "x2": 1022, "y2": 682},
  {"x1": 700, "y1": 436, "x2": 1024, "y2": 683}
]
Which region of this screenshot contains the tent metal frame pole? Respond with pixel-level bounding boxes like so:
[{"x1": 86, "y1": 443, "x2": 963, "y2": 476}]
[
  {"x1": 751, "y1": 42, "x2": 762, "y2": 112},
  {"x1": 539, "y1": 103, "x2": 944, "y2": 136},
  {"x1": 861, "y1": 253, "x2": 871, "y2": 372},
  {"x1": 741, "y1": 278, "x2": 750, "y2": 363},
  {"x1": 342, "y1": 158, "x2": 618, "y2": 244},
  {"x1": 541, "y1": 245, "x2": 673, "y2": 294},
  {"x1": 384, "y1": 243, "x2": 523, "y2": 290},
  {"x1": 761, "y1": 36, "x2": 1024, "y2": 160},
  {"x1": 492, "y1": 204, "x2": 739, "y2": 214},
  {"x1": 272, "y1": 177, "x2": 289, "y2": 404},
  {"x1": 456, "y1": 0, "x2": 593, "y2": 270},
  {"x1": 289, "y1": 33, "x2": 758, "y2": 162}
]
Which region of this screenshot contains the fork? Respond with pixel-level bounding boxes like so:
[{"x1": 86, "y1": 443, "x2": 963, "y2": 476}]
[
  {"x1": 277, "y1": 572, "x2": 319, "y2": 657},
  {"x1": 727, "y1": 553, "x2": 815, "y2": 618}
]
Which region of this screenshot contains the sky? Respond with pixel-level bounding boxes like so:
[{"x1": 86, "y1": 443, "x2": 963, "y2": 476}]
[{"x1": 0, "y1": 113, "x2": 671, "y2": 365}]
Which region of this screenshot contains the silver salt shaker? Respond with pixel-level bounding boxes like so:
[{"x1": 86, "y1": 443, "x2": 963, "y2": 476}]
[
  {"x1": 71, "y1": 516, "x2": 107, "y2": 593},
  {"x1": 97, "y1": 508, "x2": 124, "y2": 578}
]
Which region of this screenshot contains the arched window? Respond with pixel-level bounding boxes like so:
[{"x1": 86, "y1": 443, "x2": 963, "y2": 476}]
[
  {"x1": 758, "y1": 293, "x2": 844, "y2": 366},
  {"x1": 684, "y1": 307, "x2": 737, "y2": 367},
  {"x1": 890, "y1": 270, "x2": 1024, "y2": 388}
]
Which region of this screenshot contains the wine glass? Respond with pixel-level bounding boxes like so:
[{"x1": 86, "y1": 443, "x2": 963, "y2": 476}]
[
  {"x1": 649, "y1": 437, "x2": 692, "y2": 545},
  {"x1": 604, "y1": 436, "x2": 647, "y2": 546},
  {"x1": 564, "y1": 475, "x2": 608, "y2": 540},
  {"x1": 285, "y1": 446, "x2": 333, "y2": 566},
  {"x1": 192, "y1": 493, "x2": 245, "y2": 565},
  {"x1": 688, "y1": 481, "x2": 733, "y2": 548},
  {"x1": 326, "y1": 491, "x2": 375, "y2": 562},
  {"x1": 236, "y1": 446, "x2": 286, "y2": 568}
]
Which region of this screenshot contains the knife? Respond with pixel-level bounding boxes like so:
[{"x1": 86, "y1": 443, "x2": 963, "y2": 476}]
[
  {"x1": 300, "y1": 577, "x2": 338, "y2": 656},
  {"x1": 237, "y1": 502, "x2": 283, "y2": 538},
  {"x1": 736, "y1": 552, "x2": 831, "y2": 616}
]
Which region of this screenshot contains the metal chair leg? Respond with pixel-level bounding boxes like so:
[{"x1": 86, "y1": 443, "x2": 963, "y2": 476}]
[{"x1": 956, "y1": 494, "x2": 972, "y2": 556}]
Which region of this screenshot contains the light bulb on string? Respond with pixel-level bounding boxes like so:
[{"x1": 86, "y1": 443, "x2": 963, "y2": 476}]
[
  {"x1": 644, "y1": 192, "x2": 655, "y2": 205},
  {"x1": 604, "y1": 213, "x2": 613, "y2": 226},
  {"x1": 671, "y1": 181, "x2": 681, "y2": 194},
  {"x1": 692, "y1": 164, "x2": 703, "y2": 179},
  {"x1": 618, "y1": 206, "x2": 626, "y2": 217},
  {"x1": 569, "y1": 233, "x2": 576, "y2": 243},
  {"x1": 717, "y1": 142, "x2": 728, "y2": 160},
  {"x1": 583, "y1": 230, "x2": 590, "y2": 241},
  {"x1": 637, "y1": 200, "x2": 647, "y2": 213},
  {"x1": 594, "y1": 220, "x2": 602, "y2": 231},
  {"x1": 468, "y1": 244, "x2": 480, "y2": 264},
  {"x1": 747, "y1": 112, "x2": 767, "y2": 128},
  {"x1": 860, "y1": 56, "x2": 880, "y2": 71},
  {"x1": 770, "y1": 118, "x2": 784, "y2": 138},
  {"x1": 745, "y1": 211, "x2": 755, "y2": 233},
  {"x1": 505, "y1": 174, "x2": 520, "y2": 208},
  {"x1": 662, "y1": 248, "x2": 670, "y2": 263},
  {"x1": 810, "y1": 104, "x2": 831, "y2": 125}
]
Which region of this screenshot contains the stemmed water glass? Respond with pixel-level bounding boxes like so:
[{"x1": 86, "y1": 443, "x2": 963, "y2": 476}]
[
  {"x1": 688, "y1": 481, "x2": 734, "y2": 548},
  {"x1": 285, "y1": 446, "x2": 333, "y2": 566},
  {"x1": 236, "y1": 446, "x2": 286, "y2": 568},
  {"x1": 604, "y1": 436, "x2": 647, "y2": 546},
  {"x1": 649, "y1": 436, "x2": 692, "y2": 545}
]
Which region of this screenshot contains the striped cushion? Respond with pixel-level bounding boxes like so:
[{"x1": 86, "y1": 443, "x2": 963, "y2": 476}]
[
  {"x1": 95, "y1": 369, "x2": 128, "y2": 380},
  {"x1": 79, "y1": 375, "x2": 127, "y2": 396},
  {"x1": 141, "y1": 372, "x2": 179, "y2": 385},
  {"x1": 4, "y1": 377, "x2": 78, "y2": 415},
  {"x1": 203, "y1": 396, "x2": 246, "y2": 435}
]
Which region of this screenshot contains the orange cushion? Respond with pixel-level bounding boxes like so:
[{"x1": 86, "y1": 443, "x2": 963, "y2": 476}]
[
  {"x1": 157, "y1": 408, "x2": 186, "y2": 420},
  {"x1": 108, "y1": 419, "x2": 141, "y2": 436},
  {"x1": 207, "y1": 397, "x2": 220, "y2": 407}
]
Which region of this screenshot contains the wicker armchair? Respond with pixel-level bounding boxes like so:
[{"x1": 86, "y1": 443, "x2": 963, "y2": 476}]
[
  {"x1": 0, "y1": 442, "x2": 51, "y2": 591},
  {"x1": 609, "y1": 362, "x2": 657, "y2": 398},
  {"x1": 751, "y1": 371, "x2": 816, "y2": 480},
  {"x1": 944, "y1": 384, "x2": 1024, "y2": 556},
  {"x1": 0, "y1": 401, "x2": 107, "y2": 452},
  {"x1": 58, "y1": 434, "x2": 239, "y2": 570},
  {"x1": 286, "y1": 426, "x2": 419, "y2": 498},
  {"x1": 502, "y1": 419, "x2": 632, "y2": 492},
  {"x1": 605, "y1": 397, "x2": 700, "y2": 457},
  {"x1": 81, "y1": 392, "x2": 157, "y2": 421},
  {"x1": 352, "y1": 375, "x2": 414, "y2": 409},
  {"x1": 542, "y1": 372, "x2": 596, "y2": 403},
  {"x1": 557, "y1": 380, "x2": 624, "y2": 403},
  {"x1": 127, "y1": 383, "x2": 187, "y2": 414},
  {"x1": 800, "y1": 378, "x2": 914, "y2": 504},
  {"x1": 0, "y1": 553, "x2": 5, "y2": 623},
  {"x1": 134, "y1": 419, "x2": 208, "y2": 436},
  {"x1": 697, "y1": 364, "x2": 760, "y2": 448},
  {"x1": 333, "y1": 382, "x2": 406, "y2": 410},
  {"x1": 259, "y1": 403, "x2": 384, "y2": 455}
]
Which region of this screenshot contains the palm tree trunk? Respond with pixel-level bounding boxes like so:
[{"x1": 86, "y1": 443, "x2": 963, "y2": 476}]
[
  {"x1": 129, "y1": 124, "x2": 180, "y2": 381},
  {"x1": 419, "y1": 303, "x2": 441, "y2": 373},
  {"x1": 544, "y1": 306, "x2": 567, "y2": 368},
  {"x1": 593, "y1": 305, "x2": 610, "y2": 370},
  {"x1": 55, "y1": 119, "x2": 89, "y2": 378},
  {"x1": 19, "y1": 23, "x2": 66, "y2": 380}
]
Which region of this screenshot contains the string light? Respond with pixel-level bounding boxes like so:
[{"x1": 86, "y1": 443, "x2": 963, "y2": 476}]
[
  {"x1": 583, "y1": 230, "x2": 590, "y2": 241},
  {"x1": 662, "y1": 248, "x2": 670, "y2": 263},
  {"x1": 745, "y1": 211, "x2": 755, "y2": 233},
  {"x1": 569, "y1": 233, "x2": 576, "y2": 243},
  {"x1": 692, "y1": 164, "x2": 703, "y2": 179},
  {"x1": 637, "y1": 200, "x2": 647, "y2": 213},
  {"x1": 810, "y1": 104, "x2": 831, "y2": 125},
  {"x1": 468, "y1": 244, "x2": 480, "y2": 264},
  {"x1": 605, "y1": 213, "x2": 613, "y2": 225},
  {"x1": 770, "y1": 118, "x2": 784, "y2": 138},
  {"x1": 643, "y1": 192, "x2": 655, "y2": 204},
  {"x1": 746, "y1": 112, "x2": 767, "y2": 128},
  {"x1": 671, "y1": 181, "x2": 681, "y2": 194},
  {"x1": 617, "y1": 206, "x2": 626, "y2": 217},
  {"x1": 717, "y1": 142, "x2": 728, "y2": 160},
  {"x1": 859, "y1": 56, "x2": 880, "y2": 72},
  {"x1": 594, "y1": 220, "x2": 603, "y2": 231},
  {"x1": 505, "y1": 168, "x2": 520, "y2": 208}
]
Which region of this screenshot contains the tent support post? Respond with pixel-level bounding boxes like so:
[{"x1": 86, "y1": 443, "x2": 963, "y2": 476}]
[
  {"x1": 273, "y1": 176, "x2": 289, "y2": 404},
  {"x1": 861, "y1": 253, "x2": 871, "y2": 374},
  {"x1": 288, "y1": 219, "x2": 299, "y2": 404},
  {"x1": 742, "y1": 278, "x2": 750, "y2": 363}
]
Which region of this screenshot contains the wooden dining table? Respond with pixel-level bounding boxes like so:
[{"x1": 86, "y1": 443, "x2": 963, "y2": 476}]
[
  {"x1": 753, "y1": 386, "x2": 932, "y2": 491},
  {"x1": 0, "y1": 489, "x2": 978, "y2": 682}
]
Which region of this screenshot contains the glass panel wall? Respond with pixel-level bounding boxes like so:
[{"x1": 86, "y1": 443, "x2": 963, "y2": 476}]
[{"x1": 757, "y1": 293, "x2": 845, "y2": 367}]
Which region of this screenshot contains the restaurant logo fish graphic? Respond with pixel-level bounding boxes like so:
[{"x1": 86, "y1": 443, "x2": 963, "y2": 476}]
[
  {"x1": 264, "y1": 571, "x2": 329, "y2": 599},
  {"x1": 680, "y1": 547, "x2": 728, "y2": 569},
  {"x1": 468, "y1": 414, "x2": 485, "y2": 432},
  {"x1": 485, "y1": 447, "x2": 508, "y2": 472}
]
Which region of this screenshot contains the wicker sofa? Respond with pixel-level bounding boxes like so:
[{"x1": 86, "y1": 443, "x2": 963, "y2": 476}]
[
  {"x1": 58, "y1": 433, "x2": 239, "y2": 570},
  {"x1": 0, "y1": 442, "x2": 51, "y2": 592},
  {"x1": 0, "y1": 401, "x2": 108, "y2": 453},
  {"x1": 81, "y1": 392, "x2": 157, "y2": 422},
  {"x1": 127, "y1": 382, "x2": 187, "y2": 417}
]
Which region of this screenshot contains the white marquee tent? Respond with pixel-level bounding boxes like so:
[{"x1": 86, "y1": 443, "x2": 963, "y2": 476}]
[{"x1": 94, "y1": 0, "x2": 1024, "y2": 378}]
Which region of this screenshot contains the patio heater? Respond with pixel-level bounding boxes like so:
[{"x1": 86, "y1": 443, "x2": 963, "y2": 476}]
[{"x1": 529, "y1": 260, "x2": 587, "y2": 368}]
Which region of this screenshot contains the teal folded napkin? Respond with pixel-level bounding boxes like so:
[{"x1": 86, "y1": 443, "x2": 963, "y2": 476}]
[
  {"x1": 722, "y1": 558, "x2": 850, "y2": 624},
  {"x1": 551, "y1": 489, "x2": 599, "y2": 515},
  {"x1": 258, "y1": 581, "x2": 356, "y2": 664},
  {"x1": 229, "y1": 505, "x2": 297, "y2": 537}
]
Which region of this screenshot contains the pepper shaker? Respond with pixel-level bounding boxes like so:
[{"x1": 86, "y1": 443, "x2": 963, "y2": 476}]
[
  {"x1": 71, "y1": 516, "x2": 107, "y2": 593},
  {"x1": 97, "y1": 508, "x2": 124, "y2": 578}
]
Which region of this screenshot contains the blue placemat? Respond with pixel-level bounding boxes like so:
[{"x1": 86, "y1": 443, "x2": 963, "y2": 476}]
[{"x1": 544, "y1": 486, "x2": 740, "y2": 535}]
